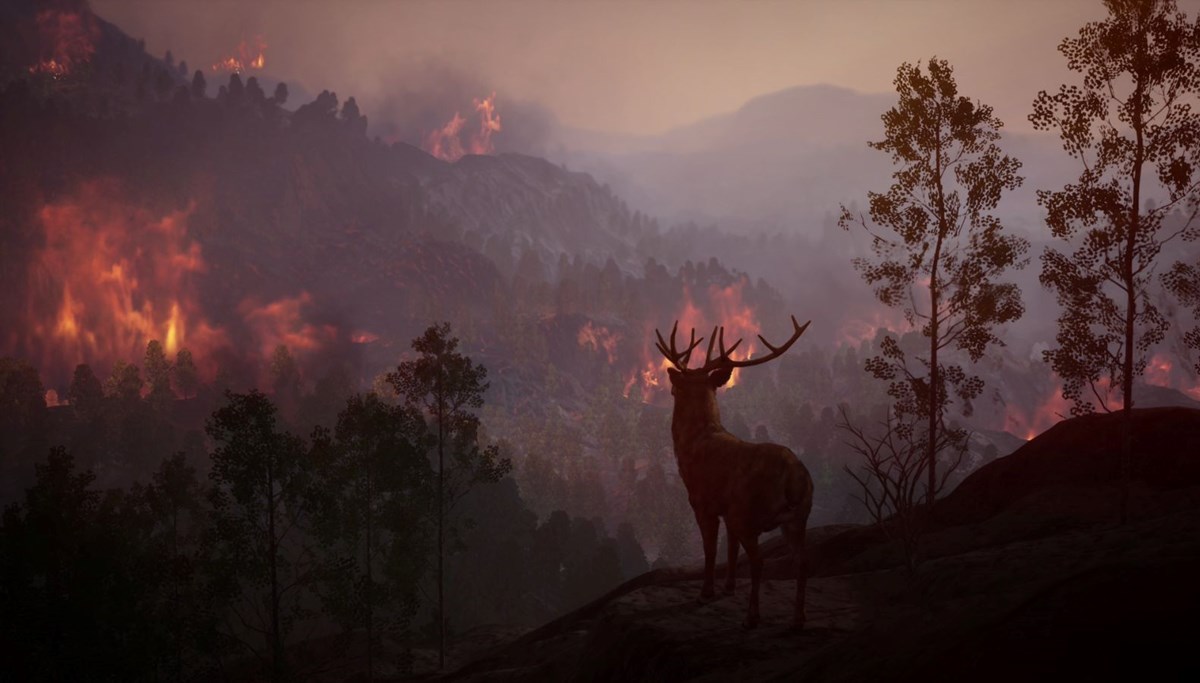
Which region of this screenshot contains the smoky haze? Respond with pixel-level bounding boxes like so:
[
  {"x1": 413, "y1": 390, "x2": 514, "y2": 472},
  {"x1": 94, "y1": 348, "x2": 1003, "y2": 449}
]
[
  {"x1": 87, "y1": 0, "x2": 1146, "y2": 232},
  {"x1": 92, "y1": 0, "x2": 1116, "y2": 137}
]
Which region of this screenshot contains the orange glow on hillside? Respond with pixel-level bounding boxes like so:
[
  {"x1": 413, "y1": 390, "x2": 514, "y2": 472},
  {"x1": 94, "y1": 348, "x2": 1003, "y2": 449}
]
[
  {"x1": 27, "y1": 10, "x2": 98, "y2": 78},
  {"x1": 627, "y1": 279, "x2": 763, "y2": 399},
  {"x1": 24, "y1": 181, "x2": 226, "y2": 378},
  {"x1": 211, "y1": 36, "x2": 267, "y2": 74},
  {"x1": 578, "y1": 321, "x2": 621, "y2": 364},
  {"x1": 238, "y1": 292, "x2": 337, "y2": 362}
]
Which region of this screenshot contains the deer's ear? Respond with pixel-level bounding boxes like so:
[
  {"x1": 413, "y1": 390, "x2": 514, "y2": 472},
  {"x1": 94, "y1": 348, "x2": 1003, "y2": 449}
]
[
  {"x1": 667, "y1": 368, "x2": 681, "y2": 384},
  {"x1": 709, "y1": 367, "x2": 733, "y2": 388}
]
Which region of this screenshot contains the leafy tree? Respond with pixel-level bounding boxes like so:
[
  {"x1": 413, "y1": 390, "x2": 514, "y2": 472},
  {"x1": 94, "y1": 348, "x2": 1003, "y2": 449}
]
[
  {"x1": 106, "y1": 360, "x2": 144, "y2": 403},
  {"x1": 840, "y1": 57, "x2": 1028, "y2": 504},
  {"x1": 269, "y1": 345, "x2": 300, "y2": 398},
  {"x1": 0, "y1": 447, "x2": 163, "y2": 680},
  {"x1": 145, "y1": 340, "x2": 174, "y2": 407},
  {"x1": 312, "y1": 393, "x2": 432, "y2": 680},
  {"x1": 191, "y1": 70, "x2": 206, "y2": 99},
  {"x1": 1031, "y1": 0, "x2": 1200, "y2": 522},
  {"x1": 273, "y1": 82, "x2": 288, "y2": 106},
  {"x1": 204, "y1": 390, "x2": 312, "y2": 682},
  {"x1": 174, "y1": 348, "x2": 199, "y2": 399},
  {"x1": 1, "y1": 357, "x2": 48, "y2": 472},
  {"x1": 386, "y1": 323, "x2": 510, "y2": 670},
  {"x1": 67, "y1": 363, "x2": 104, "y2": 419},
  {"x1": 145, "y1": 453, "x2": 210, "y2": 680}
]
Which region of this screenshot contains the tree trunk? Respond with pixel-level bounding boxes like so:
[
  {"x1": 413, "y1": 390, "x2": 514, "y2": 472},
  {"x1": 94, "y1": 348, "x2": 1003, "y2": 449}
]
[
  {"x1": 268, "y1": 460, "x2": 283, "y2": 682},
  {"x1": 1121, "y1": 49, "x2": 1147, "y2": 526},
  {"x1": 365, "y1": 467, "x2": 374, "y2": 682},
  {"x1": 437, "y1": 372, "x2": 446, "y2": 671}
]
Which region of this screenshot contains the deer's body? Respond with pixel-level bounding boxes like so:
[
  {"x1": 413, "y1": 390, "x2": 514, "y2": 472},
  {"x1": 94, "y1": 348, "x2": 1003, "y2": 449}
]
[{"x1": 658, "y1": 317, "x2": 814, "y2": 628}]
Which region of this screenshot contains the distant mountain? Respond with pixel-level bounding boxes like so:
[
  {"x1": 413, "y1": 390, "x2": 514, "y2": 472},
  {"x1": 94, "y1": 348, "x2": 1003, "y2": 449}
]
[{"x1": 552, "y1": 83, "x2": 1075, "y2": 236}]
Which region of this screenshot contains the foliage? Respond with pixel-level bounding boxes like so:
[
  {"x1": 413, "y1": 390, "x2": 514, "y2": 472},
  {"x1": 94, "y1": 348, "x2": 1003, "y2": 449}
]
[
  {"x1": 387, "y1": 322, "x2": 511, "y2": 669},
  {"x1": 174, "y1": 347, "x2": 199, "y2": 400},
  {"x1": 204, "y1": 390, "x2": 313, "y2": 681},
  {"x1": 1031, "y1": 0, "x2": 1200, "y2": 415},
  {"x1": 840, "y1": 57, "x2": 1027, "y2": 502},
  {"x1": 311, "y1": 392, "x2": 433, "y2": 678}
]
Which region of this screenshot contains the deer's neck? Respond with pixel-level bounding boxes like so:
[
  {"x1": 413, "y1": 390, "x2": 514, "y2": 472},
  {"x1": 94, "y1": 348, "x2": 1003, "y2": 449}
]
[{"x1": 671, "y1": 394, "x2": 725, "y2": 453}]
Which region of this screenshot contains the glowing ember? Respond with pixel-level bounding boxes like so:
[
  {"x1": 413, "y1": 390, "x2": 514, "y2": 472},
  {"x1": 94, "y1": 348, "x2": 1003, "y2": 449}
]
[
  {"x1": 22, "y1": 180, "x2": 226, "y2": 380},
  {"x1": 210, "y1": 35, "x2": 267, "y2": 74},
  {"x1": 351, "y1": 331, "x2": 381, "y2": 344},
  {"x1": 577, "y1": 321, "x2": 621, "y2": 364},
  {"x1": 425, "y1": 92, "x2": 503, "y2": 162},
  {"x1": 27, "y1": 10, "x2": 98, "y2": 78}
]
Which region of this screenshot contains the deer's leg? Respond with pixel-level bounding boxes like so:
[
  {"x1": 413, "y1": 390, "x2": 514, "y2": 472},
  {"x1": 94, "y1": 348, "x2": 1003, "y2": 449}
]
[
  {"x1": 723, "y1": 523, "x2": 738, "y2": 594},
  {"x1": 695, "y1": 510, "x2": 719, "y2": 600},
  {"x1": 784, "y1": 521, "x2": 808, "y2": 629},
  {"x1": 741, "y1": 533, "x2": 762, "y2": 629}
]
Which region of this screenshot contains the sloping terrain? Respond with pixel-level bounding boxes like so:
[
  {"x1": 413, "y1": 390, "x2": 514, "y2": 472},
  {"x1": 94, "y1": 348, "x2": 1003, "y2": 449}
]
[{"x1": 434, "y1": 408, "x2": 1200, "y2": 682}]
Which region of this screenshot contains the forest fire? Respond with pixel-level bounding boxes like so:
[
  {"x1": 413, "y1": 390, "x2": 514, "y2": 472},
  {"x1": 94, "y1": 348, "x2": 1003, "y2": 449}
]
[
  {"x1": 836, "y1": 306, "x2": 909, "y2": 347},
  {"x1": 425, "y1": 92, "x2": 503, "y2": 161},
  {"x1": 577, "y1": 321, "x2": 620, "y2": 364},
  {"x1": 616, "y1": 280, "x2": 762, "y2": 400},
  {"x1": 26, "y1": 9, "x2": 98, "y2": 78},
  {"x1": 238, "y1": 292, "x2": 337, "y2": 362},
  {"x1": 23, "y1": 181, "x2": 226, "y2": 381},
  {"x1": 210, "y1": 35, "x2": 267, "y2": 73}
]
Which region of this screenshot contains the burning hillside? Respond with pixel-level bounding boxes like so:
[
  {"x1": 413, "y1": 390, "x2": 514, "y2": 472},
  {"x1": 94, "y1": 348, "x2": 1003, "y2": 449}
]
[
  {"x1": 210, "y1": 35, "x2": 267, "y2": 74},
  {"x1": 425, "y1": 92, "x2": 503, "y2": 161},
  {"x1": 10, "y1": 180, "x2": 352, "y2": 388}
]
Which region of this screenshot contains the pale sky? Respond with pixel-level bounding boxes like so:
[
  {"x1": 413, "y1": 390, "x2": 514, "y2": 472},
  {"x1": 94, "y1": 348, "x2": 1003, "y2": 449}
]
[{"x1": 91, "y1": 0, "x2": 1200, "y2": 136}]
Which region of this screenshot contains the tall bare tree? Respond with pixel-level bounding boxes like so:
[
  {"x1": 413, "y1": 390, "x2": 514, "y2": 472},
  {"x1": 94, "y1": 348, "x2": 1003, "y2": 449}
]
[
  {"x1": 1031, "y1": 0, "x2": 1200, "y2": 522},
  {"x1": 841, "y1": 58, "x2": 1028, "y2": 504}
]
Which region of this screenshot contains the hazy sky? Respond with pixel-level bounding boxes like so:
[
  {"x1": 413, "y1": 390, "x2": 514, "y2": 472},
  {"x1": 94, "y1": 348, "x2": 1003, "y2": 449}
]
[{"x1": 91, "y1": 0, "x2": 1200, "y2": 137}]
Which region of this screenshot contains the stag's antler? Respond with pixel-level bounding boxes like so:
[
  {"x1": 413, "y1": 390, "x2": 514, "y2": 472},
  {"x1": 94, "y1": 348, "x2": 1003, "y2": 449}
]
[
  {"x1": 655, "y1": 320, "x2": 705, "y2": 370},
  {"x1": 700, "y1": 315, "x2": 811, "y2": 372},
  {"x1": 656, "y1": 316, "x2": 810, "y2": 372}
]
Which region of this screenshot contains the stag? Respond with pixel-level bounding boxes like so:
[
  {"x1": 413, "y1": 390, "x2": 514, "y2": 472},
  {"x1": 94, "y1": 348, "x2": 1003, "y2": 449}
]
[{"x1": 655, "y1": 316, "x2": 814, "y2": 629}]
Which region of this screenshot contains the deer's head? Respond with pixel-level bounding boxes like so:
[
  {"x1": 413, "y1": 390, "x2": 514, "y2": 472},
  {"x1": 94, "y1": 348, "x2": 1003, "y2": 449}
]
[{"x1": 655, "y1": 316, "x2": 811, "y2": 429}]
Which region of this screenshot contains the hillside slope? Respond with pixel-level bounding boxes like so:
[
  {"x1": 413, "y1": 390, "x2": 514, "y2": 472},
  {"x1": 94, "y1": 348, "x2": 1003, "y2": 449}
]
[{"x1": 436, "y1": 408, "x2": 1200, "y2": 682}]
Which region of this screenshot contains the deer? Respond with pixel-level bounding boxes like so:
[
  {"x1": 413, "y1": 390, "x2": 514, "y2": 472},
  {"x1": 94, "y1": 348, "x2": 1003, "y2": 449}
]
[{"x1": 655, "y1": 315, "x2": 814, "y2": 629}]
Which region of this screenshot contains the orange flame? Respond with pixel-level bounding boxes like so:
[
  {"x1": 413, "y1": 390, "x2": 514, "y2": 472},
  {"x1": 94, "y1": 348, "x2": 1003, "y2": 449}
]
[
  {"x1": 425, "y1": 92, "x2": 503, "y2": 161},
  {"x1": 210, "y1": 35, "x2": 267, "y2": 74},
  {"x1": 1145, "y1": 352, "x2": 1200, "y2": 400},
  {"x1": 238, "y1": 292, "x2": 337, "y2": 362},
  {"x1": 23, "y1": 180, "x2": 226, "y2": 380},
  {"x1": 1003, "y1": 374, "x2": 1130, "y2": 440},
  {"x1": 577, "y1": 321, "x2": 621, "y2": 364},
  {"x1": 836, "y1": 306, "x2": 909, "y2": 347},
  {"x1": 27, "y1": 10, "x2": 98, "y2": 78},
  {"x1": 625, "y1": 279, "x2": 762, "y2": 400}
]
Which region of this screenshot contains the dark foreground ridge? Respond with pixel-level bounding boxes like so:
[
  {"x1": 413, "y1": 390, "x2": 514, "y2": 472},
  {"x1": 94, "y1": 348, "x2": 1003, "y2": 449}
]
[{"x1": 434, "y1": 408, "x2": 1200, "y2": 682}]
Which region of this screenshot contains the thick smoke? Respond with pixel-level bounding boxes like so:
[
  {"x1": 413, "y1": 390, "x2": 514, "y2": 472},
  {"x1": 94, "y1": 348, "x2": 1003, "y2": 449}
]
[{"x1": 363, "y1": 59, "x2": 556, "y2": 157}]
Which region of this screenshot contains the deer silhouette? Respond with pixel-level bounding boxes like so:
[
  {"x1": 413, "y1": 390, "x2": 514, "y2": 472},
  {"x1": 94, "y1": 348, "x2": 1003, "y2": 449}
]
[{"x1": 655, "y1": 316, "x2": 814, "y2": 629}]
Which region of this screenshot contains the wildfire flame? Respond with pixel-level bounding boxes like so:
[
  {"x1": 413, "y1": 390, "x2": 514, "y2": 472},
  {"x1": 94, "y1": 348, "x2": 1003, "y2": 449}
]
[
  {"x1": 23, "y1": 181, "x2": 226, "y2": 380},
  {"x1": 27, "y1": 9, "x2": 98, "y2": 78},
  {"x1": 210, "y1": 35, "x2": 267, "y2": 74},
  {"x1": 836, "y1": 306, "x2": 909, "y2": 347},
  {"x1": 624, "y1": 280, "x2": 761, "y2": 400},
  {"x1": 577, "y1": 321, "x2": 621, "y2": 364},
  {"x1": 425, "y1": 92, "x2": 503, "y2": 162},
  {"x1": 238, "y1": 292, "x2": 337, "y2": 361}
]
